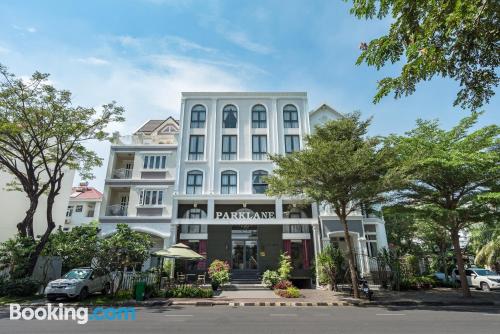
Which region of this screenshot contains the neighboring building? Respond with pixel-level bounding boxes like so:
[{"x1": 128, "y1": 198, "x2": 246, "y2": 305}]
[
  {"x1": 0, "y1": 169, "x2": 75, "y2": 242},
  {"x1": 99, "y1": 117, "x2": 179, "y2": 270},
  {"x1": 64, "y1": 183, "x2": 102, "y2": 231}
]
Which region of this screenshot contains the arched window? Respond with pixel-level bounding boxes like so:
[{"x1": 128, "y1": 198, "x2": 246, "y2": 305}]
[
  {"x1": 252, "y1": 104, "x2": 266, "y2": 128},
  {"x1": 283, "y1": 104, "x2": 299, "y2": 128},
  {"x1": 221, "y1": 170, "x2": 237, "y2": 194},
  {"x1": 191, "y1": 105, "x2": 206, "y2": 128},
  {"x1": 252, "y1": 170, "x2": 268, "y2": 194},
  {"x1": 186, "y1": 170, "x2": 203, "y2": 194},
  {"x1": 222, "y1": 104, "x2": 237, "y2": 128}
]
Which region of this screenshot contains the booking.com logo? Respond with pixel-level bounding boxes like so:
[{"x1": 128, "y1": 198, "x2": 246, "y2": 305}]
[{"x1": 10, "y1": 303, "x2": 136, "y2": 325}]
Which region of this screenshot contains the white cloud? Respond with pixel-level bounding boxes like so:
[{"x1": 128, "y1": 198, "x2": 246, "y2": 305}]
[
  {"x1": 12, "y1": 25, "x2": 37, "y2": 33},
  {"x1": 75, "y1": 57, "x2": 110, "y2": 66},
  {"x1": 221, "y1": 30, "x2": 272, "y2": 54}
]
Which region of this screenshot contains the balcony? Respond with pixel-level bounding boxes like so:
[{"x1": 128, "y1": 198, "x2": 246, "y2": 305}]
[
  {"x1": 112, "y1": 168, "x2": 132, "y2": 179},
  {"x1": 105, "y1": 204, "x2": 129, "y2": 216}
]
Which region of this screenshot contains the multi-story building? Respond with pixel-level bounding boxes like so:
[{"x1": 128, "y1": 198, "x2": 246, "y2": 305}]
[
  {"x1": 172, "y1": 92, "x2": 319, "y2": 285},
  {"x1": 64, "y1": 183, "x2": 102, "y2": 231},
  {"x1": 98, "y1": 93, "x2": 388, "y2": 284},
  {"x1": 99, "y1": 117, "x2": 180, "y2": 269}
]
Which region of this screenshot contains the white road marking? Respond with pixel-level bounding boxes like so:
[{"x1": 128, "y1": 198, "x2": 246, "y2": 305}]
[
  {"x1": 270, "y1": 314, "x2": 297, "y2": 317},
  {"x1": 164, "y1": 314, "x2": 193, "y2": 317}
]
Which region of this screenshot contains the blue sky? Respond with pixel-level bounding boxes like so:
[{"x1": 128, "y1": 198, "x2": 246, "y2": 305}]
[{"x1": 0, "y1": 0, "x2": 498, "y2": 189}]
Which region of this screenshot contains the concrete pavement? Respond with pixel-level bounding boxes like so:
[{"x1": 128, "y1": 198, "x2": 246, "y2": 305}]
[{"x1": 0, "y1": 304, "x2": 498, "y2": 334}]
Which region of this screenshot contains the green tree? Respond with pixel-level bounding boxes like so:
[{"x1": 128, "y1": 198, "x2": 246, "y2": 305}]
[
  {"x1": 94, "y1": 224, "x2": 153, "y2": 296},
  {"x1": 317, "y1": 245, "x2": 345, "y2": 291},
  {"x1": 267, "y1": 112, "x2": 392, "y2": 298},
  {"x1": 387, "y1": 112, "x2": 499, "y2": 297},
  {"x1": 475, "y1": 237, "x2": 500, "y2": 271},
  {"x1": 346, "y1": 0, "x2": 500, "y2": 110},
  {"x1": 42, "y1": 223, "x2": 101, "y2": 274},
  {"x1": 383, "y1": 206, "x2": 421, "y2": 254},
  {"x1": 0, "y1": 64, "x2": 124, "y2": 276}
]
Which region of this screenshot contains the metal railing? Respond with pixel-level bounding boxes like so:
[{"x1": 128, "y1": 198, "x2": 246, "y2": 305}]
[
  {"x1": 105, "y1": 204, "x2": 128, "y2": 216},
  {"x1": 111, "y1": 168, "x2": 133, "y2": 179}
]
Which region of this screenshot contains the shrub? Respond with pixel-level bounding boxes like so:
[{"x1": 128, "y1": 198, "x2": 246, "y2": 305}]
[
  {"x1": 400, "y1": 275, "x2": 436, "y2": 290},
  {"x1": 144, "y1": 283, "x2": 161, "y2": 299},
  {"x1": 165, "y1": 286, "x2": 213, "y2": 298},
  {"x1": 273, "y1": 280, "x2": 292, "y2": 290},
  {"x1": 208, "y1": 260, "x2": 230, "y2": 286},
  {"x1": 275, "y1": 286, "x2": 300, "y2": 298},
  {"x1": 261, "y1": 270, "x2": 280, "y2": 288},
  {"x1": 317, "y1": 245, "x2": 345, "y2": 290},
  {"x1": 0, "y1": 277, "x2": 40, "y2": 297},
  {"x1": 278, "y1": 253, "x2": 292, "y2": 280}
]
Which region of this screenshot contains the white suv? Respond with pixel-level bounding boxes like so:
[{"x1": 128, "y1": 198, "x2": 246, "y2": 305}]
[
  {"x1": 452, "y1": 268, "x2": 500, "y2": 291},
  {"x1": 44, "y1": 268, "x2": 111, "y2": 301}
]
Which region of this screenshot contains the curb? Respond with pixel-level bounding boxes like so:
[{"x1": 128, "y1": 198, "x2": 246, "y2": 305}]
[{"x1": 227, "y1": 301, "x2": 352, "y2": 307}]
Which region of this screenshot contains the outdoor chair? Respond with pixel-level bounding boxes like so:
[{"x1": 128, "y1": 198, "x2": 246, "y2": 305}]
[
  {"x1": 197, "y1": 273, "x2": 206, "y2": 285},
  {"x1": 176, "y1": 273, "x2": 186, "y2": 284}
]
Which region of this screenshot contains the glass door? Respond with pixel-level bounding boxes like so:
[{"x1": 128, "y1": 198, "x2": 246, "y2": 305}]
[{"x1": 231, "y1": 240, "x2": 258, "y2": 270}]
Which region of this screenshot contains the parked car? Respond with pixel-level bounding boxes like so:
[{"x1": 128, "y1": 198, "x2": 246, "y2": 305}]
[
  {"x1": 451, "y1": 268, "x2": 500, "y2": 291},
  {"x1": 44, "y1": 267, "x2": 111, "y2": 301}
]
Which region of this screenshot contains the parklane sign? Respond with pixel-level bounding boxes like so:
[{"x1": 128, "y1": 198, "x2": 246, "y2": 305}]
[{"x1": 215, "y1": 211, "x2": 275, "y2": 220}]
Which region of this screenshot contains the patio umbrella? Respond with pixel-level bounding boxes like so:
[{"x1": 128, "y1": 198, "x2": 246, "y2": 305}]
[{"x1": 153, "y1": 243, "x2": 204, "y2": 260}]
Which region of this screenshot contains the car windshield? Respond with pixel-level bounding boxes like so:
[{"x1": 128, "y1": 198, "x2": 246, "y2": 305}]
[
  {"x1": 63, "y1": 269, "x2": 91, "y2": 280},
  {"x1": 474, "y1": 269, "x2": 496, "y2": 276}
]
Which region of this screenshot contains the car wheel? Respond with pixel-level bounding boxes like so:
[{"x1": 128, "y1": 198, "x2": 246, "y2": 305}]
[
  {"x1": 79, "y1": 287, "x2": 89, "y2": 301},
  {"x1": 481, "y1": 282, "x2": 491, "y2": 292},
  {"x1": 101, "y1": 283, "x2": 111, "y2": 295}
]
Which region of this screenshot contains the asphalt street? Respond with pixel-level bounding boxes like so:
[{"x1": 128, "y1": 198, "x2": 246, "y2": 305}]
[{"x1": 0, "y1": 304, "x2": 499, "y2": 334}]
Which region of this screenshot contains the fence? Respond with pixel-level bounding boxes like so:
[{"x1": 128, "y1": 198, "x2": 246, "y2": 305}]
[{"x1": 115, "y1": 271, "x2": 158, "y2": 291}]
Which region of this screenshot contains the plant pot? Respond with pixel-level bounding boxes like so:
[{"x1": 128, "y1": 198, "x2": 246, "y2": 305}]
[{"x1": 211, "y1": 282, "x2": 220, "y2": 291}]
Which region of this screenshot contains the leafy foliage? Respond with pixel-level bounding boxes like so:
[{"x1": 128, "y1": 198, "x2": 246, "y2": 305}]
[
  {"x1": 165, "y1": 286, "x2": 214, "y2": 298},
  {"x1": 207, "y1": 260, "x2": 230, "y2": 286},
  {"x1": 0, "y1": 276, "x2": 40, "y2": 297},
  {"x1": 475, "y1": 236, "x2": 500, "y2": 270},
  {"x1": 316, "y1": 244, "x2": 346, "y2": 290},
  {"x1": 386, "y1": 112, "x2": 499, "y2": 296},
  {"x1": 261, "y1": 270, "x2": 280, "y2": 288},
  {"x1": 347, "y1": 0, "x2": 500, "y2": 110},
  {"x1": 0, "y1": 235, "x2": 36, "y2": 279},
  {"x1": 267, "y1": 112, "x2": 392, "y2": 298},
  {"x1": 275, "y1": 286, "x2": 301, "y2": 298},
  {"x1": 278, "y1": 253, "x2": 292, "y2": 280},
  {"x1": 42, "y1": 223, "x2": 100, "y2": 273}
]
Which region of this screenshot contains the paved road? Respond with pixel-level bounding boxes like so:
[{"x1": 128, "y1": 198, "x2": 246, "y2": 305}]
[{"x1": 1, "y1": 305, "x2": 499, "y2": 334}]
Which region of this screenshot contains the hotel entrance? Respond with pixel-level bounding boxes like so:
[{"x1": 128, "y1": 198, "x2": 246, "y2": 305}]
[{"x1": 231, "y1": 226, "x2": 258, "y2": 272}]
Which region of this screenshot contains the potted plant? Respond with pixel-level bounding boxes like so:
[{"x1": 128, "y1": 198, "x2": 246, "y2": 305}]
[{"x1": 208, "y1": 260, "x2": 230, "y2": 291}]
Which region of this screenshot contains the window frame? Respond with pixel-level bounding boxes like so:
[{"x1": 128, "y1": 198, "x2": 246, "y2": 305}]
[
  {"x1": 139, "y1": 189, "x2": 164, "y2": 206},
  {"x1": 143, "y1": 155, "x2": 167, "y2": 170},
  {"x1": 75, "y1": 205, "x2": 83, "y2": 213},
  {"x1": 222, "y1": 104, "x2": 238, "y2": 128},
  {"x1": 221, "y1": 170, "x2": 237, "y2": 194},
  {"x1": 190, "y1": 104, "x2": 206, "y2": 128},
  {"x1": 221, "y1": 135, "x2": 237, "y2": 160},
  {"x1": 251, "y1": 104, "x2": 267, "y2": 128},
  {"x1": 284, "y1": 135, "x2": 300, "y2": 154},
  {"x1": 186, "y1": 171, "x2": 203, "y2": 194},
  {"x1": 252, "y1": 170, "x2": 268, "y2": 194},
  {"x1": 283, "y1": 104, "x2": 299, "y2": 128},
  {"x1": 252, "y1": 135, "x2": 267, "y2": 160},
  {"x1": 188, "y1": 135, "x2": 205, "y2": 160}
]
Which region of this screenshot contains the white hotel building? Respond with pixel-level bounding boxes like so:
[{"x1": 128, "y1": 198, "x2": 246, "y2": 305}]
[{"x1": 99, "y1": 92, "x2": 388, "y2": 285}]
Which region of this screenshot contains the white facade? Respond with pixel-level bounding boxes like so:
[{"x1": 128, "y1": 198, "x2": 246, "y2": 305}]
[
  {"x1": 99, "y1": 117, "x2": 180, "y2": 256},
  {"x1": 0, "y1": 169, "x2": 75, "y2": 242}
]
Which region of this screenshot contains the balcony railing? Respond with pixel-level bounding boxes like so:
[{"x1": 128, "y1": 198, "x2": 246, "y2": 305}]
[
  {"x1": 106, "y1": 204, "x2": 129, "y2": 216},
  {"x1": 112, "y1": 168, "x2": 133, "y2": 179}
]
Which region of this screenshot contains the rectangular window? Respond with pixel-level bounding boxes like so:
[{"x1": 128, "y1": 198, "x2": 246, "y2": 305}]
[
  {"x1": 66, "y1": 206, "x2": 73, "y2": 217},
  {"x1": 252, "y1": 135, "x2": 267, "y2": 160},
  {"x1": 86, "y1": 204, "x2": 95, "y2": 217},
  {"x1": 188, "y1": 135, "x2": 204, "y2": 160},
  {"x1": 75, "y1": 205, "x2": 83, "y2": 213},
  {"x1": 221, "y1": 135, "x2": 237, "y2": 160},
  {"x1": 187, "y1": 225, "x2": 201, "y2": 233},
  {"x1": 221, "y1": 172, "x2": 237, "y2": 194},
  {"x1": 186, "y1": 172, "x2": 203, "y2": 194},
  {"x1": 139, "y1": 190, "x2": 164, "y2": 206},
  {"x1": 143, "y1": 155, "x2": 167, "y2": 170},
  {"x1": 252, "y1": 109, "x2": 266, "y2": 128},
  {"x1": 285, "y1": 135, "x2": 300, "y2": 154}
]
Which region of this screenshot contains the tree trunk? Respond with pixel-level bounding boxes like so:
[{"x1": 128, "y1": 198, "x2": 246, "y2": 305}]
[
  {"x1": 451, "y1": 228, "x2": 471, "y2": 298},
  {"x1": 16, "y1": 196, "x2": 38, "y2": 238},
  {"x1": 25, "y1": 192, "x2": 56, "y2": 277},
  {"x1": 341, "y1": 216, "x2": 360, "y2": 298}
]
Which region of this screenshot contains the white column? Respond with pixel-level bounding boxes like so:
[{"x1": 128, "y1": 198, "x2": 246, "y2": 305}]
[
  {"x1": 208, "y1": 98, "x2": 217, "y2": 194},
  {"x1": 312, "y1": 224, "x2": 321, "y2": 289},
  {"x1": 376, "y1": 222, "x2": 389, "y2": 249},
  {"x1": 207, "y1": 198, "x2": 215, "y2": 219},
  {"x1": 358, "y1": 238, "x2": 369, "y2": 278},
  {"x1": 275, "y1": 198, "x2": 283, "y2": 219}
]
